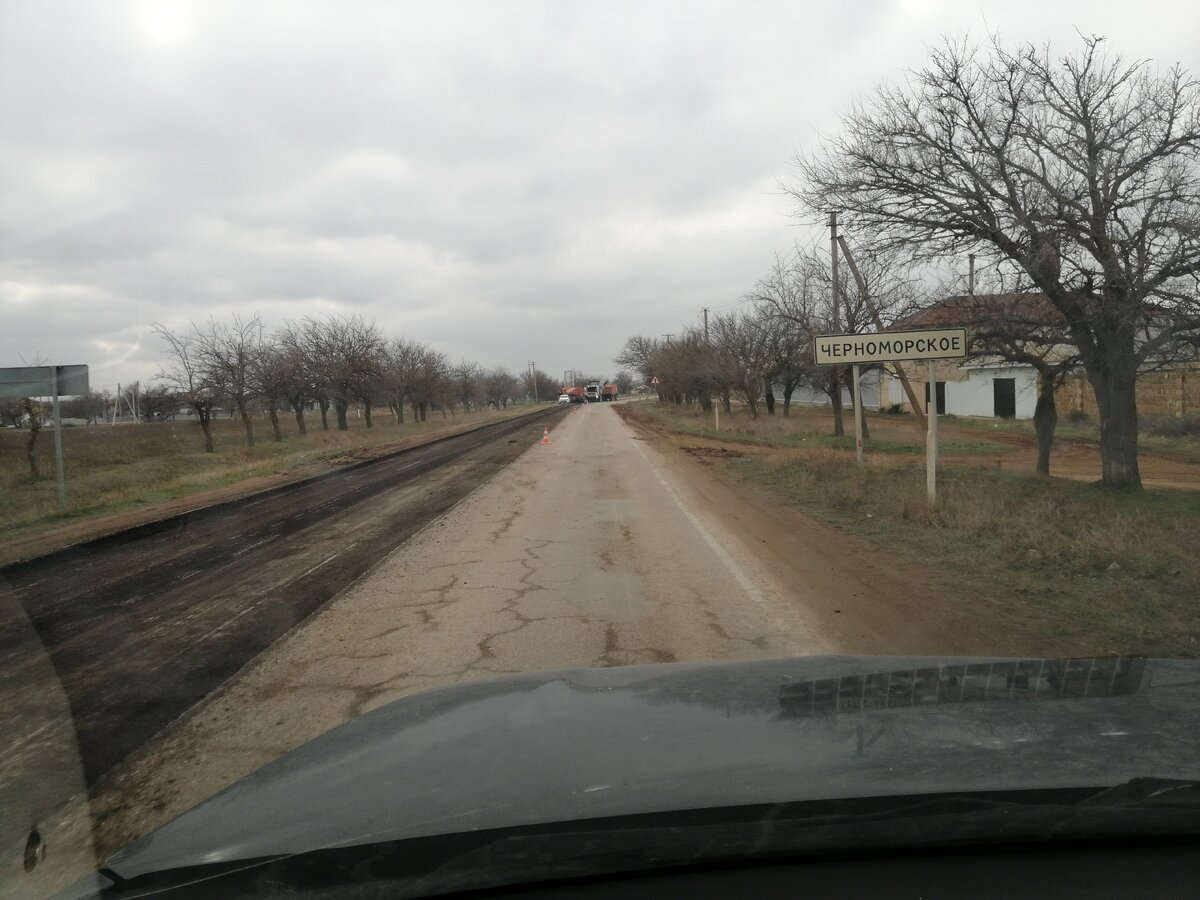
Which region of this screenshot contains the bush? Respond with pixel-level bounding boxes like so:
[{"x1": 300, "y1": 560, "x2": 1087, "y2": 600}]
[{"x1": 1141, "y1": 414, "x2": 1200, "y2": 438}]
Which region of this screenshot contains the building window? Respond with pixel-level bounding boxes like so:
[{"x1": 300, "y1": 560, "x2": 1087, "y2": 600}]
[{"x1": 924, "y1": 381, "x2": 946, "y2": 416}]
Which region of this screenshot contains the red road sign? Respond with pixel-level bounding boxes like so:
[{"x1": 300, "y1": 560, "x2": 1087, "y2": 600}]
[{"x1": 650, "y1": 376, "x2": 660, "y2": 385}]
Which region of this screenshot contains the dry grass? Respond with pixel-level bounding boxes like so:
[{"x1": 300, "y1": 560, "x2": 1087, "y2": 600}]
[
  {"x1": 623, "y1": 402, "x2": 1200, "y2": 659},
  {"x1": 0, "y1": 406, "x2": 536, "y2": 539}
]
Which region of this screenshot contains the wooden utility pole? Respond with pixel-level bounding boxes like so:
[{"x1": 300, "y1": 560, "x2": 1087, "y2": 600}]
[
  {"x1": 703, "y1": 308, "x2": 709, "y2": 342},
  {"x1": 836, "y1": 234, "x2": 926, "y2": 430},
  {"x1": 829, "y1": 213, "x2": 844, "y2": 436}
]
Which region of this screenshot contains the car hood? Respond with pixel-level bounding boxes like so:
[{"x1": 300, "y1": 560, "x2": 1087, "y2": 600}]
[{"x1": 108, "y1": 655, "x2": 1200, "y2": 879}]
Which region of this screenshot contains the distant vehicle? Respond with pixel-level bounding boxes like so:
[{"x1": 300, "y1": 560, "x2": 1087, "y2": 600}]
[
  {"x1": 557, "y1": 394, "x2": 571, "y2": 405},
  {"x1": 561, "y1": 386, "x2": 586, "y2": 403},
  {"x1": 602, "y1": 383, "x2": 619, "y2": 401},
  {"x1": 584, "y1": 382, "x2": 601, "y2": 402}
]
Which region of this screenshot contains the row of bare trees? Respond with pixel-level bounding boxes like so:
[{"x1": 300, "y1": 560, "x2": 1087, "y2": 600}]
[
  {"x1": 154, "y1": 314, "x2": 534, "y2": 452},
  {"x1": 617, "y1": 243, "x2": 921, "y2": 425},
  {"x1": 787, "y1": 35, "x2": 1200, "y2": 488},
  {"x1": 626, "y1": 34, "x2": 1200, "y2": 489}
]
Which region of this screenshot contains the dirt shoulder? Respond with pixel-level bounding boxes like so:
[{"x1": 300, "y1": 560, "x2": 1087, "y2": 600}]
[
  {"x1": 621, "y1": 407, "x2": 1070, "y2": 659},
  {"x1": 618, "y1": 402, "x2": 1199, "y2": 660}
]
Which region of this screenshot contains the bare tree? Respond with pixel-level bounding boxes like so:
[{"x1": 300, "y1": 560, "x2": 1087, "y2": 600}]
[
  {"x1": 794, "y1": 35, "x2": 1200, "y2": 487},
  {"x1": 276, "y1": 322, "x2": 315, "y2": 435},
  {"x1": 251, "y1": 339, "x2": 292, "y2": 442},
  {"x1": 304, "y1": 314, "x2": 384, "y2": 430},
  {"x1": 955, "y1": 289, "x2": 1083, "y2": 475},
  {"x1": 154, "y1": 323, "x2": 219, "y2": 452},
  {"x1": 483, "y1": 366, "x2": 519, "y2": 408},
  {"x1": 194, "y1": 314, "x2": 263, "y2": 447}
]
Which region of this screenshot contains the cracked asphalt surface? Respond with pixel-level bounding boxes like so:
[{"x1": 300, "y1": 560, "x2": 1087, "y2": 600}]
[
  {"x1": 91, "y1": 400, "x2": 835, "y2": 855},
  {"x1": 1, "y1": 407, "x2": 564, "y2": 790}
]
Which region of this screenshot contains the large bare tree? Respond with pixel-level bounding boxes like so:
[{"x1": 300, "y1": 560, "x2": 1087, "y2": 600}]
[
  {"x1": 196, "y1": 314, "x2": 263, "y2": 447},
  {"x1": 793, "y1": 35, "x2": 1200, "y2": 487},
  {"x1": 153, "y1": 323, "x2": 219, "y2": 452}
]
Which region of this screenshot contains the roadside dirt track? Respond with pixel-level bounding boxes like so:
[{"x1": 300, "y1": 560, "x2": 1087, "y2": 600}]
[{"x1": 0, "y1": 408, "x2": 566, "y2": 787}]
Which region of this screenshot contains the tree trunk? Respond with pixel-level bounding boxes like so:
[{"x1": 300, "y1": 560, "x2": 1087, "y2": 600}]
[
  {"x1": 292, "y1": 402, "x2": 307, "y2": 436},
  {"x1": 764, "y1": 382, "x2": 776, "y2": 415},
  {"x1": 783, "y1": 384, "x2": 794, "y2": 417},
  {"x1": 319, "y1": 398, "x2": 330, "y2": 431},
  {"x1": 1032, "y1": 371, "x2": 1057, "y2": 476},
  {"x1": 238, "y1": 402, "x2": 255, "y2": 447},
  {"x1": 1090, "y1": 364, "x2": 1141, "y2": 488},
  {"x1": 198, "y1": 411, "x2": 214, "y2": 453},
  {"x1": 268, "y1": 405, "x2": 282, "y2": 442},
  {"x1": 25, "y1": 421, "x2": 40, "y2": 479},
  {"x1": 335, "y1": 400, "x2": 349, "y2": 431},
  {"x1": 721, "y1": 391, "x2": 732, "y2": 414},
  {"x1": 363, "y1": 402, "x2": 373, "y2": 428}
]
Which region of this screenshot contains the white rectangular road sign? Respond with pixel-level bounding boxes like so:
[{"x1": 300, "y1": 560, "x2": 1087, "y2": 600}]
[{"x1": 814, "y1": 328, "x2": 967, "y2": 366}]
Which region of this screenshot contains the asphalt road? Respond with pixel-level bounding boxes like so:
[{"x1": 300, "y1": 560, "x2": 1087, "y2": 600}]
[{"x1": 0, "y1": 407, "x2": 565, "y2": 785}]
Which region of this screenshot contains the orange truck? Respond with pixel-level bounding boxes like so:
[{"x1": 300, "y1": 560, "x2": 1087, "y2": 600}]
[{"x1": 602, "y1": 383, "x2": 619, "y2": 401}]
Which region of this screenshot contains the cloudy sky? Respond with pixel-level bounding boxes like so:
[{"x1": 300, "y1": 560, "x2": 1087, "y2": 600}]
[{"x1": 3, "y1": 0, "x2": 1198, "y2": 393}]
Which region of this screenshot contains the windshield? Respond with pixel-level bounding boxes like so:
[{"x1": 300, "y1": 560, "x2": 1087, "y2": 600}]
[{"x1": 2, "y1": 2, "x2": 1199, "y2": 898}]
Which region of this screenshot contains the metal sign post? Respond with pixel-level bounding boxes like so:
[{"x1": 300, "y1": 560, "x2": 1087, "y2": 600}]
[
  {"x1": 50, "y1": 367, "x2": 66, "y2": 508},
  {"x1": 813, "y1": 330, "x2": 964, "y2": 504},
  {"x1": 1, "y1": 365, "x2": 90, "y2": 509}
]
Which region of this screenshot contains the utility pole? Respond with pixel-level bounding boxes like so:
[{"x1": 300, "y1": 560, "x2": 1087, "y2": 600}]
[
  {"x1": 829, "y1": 212, "x2": 844, "y2": 436},
  {"x1": 702, "y1": 308, "x2": 710, "y2": 342},
  {"x1": 968, "y1": 253, "x2": 976, "y2": 295},
  {"x1": 528, "y1": 361, "x2": 538, "y2": 403},
  {"x1": 662, "y1": 333, "x2": 673, "y2": 347},
  {"x1": 837, "y1": 234, "x2": 926, "y2": 430}
]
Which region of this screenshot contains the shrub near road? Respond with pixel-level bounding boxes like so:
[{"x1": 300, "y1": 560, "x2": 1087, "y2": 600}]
[{"x1": 620, "y1": 402, "x2": 1200, "y2": 660}]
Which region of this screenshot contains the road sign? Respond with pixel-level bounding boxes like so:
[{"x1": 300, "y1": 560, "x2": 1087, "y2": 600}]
[
  {"x1": 0, "y1": 365, "x2": 90, "y2": 398},
  {"x1": 0, "y1": 365, "x2": 89, "y2": 510},
  {"x1": 813, "y1": 329, "x2": 966, "y2": 505},
  {"x1": 650, "y1": 376, "x2": 660, "y2": 385},
  {"x1": 814, "y1": 328, "x2": 967, "y2": 366}
]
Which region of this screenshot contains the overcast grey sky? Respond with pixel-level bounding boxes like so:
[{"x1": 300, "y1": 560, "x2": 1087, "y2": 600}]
[{"x1": 3, "y1": 0, "x2": 1198, "y2": 393}]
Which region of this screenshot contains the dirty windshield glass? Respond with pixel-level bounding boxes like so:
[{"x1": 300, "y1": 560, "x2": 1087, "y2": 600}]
[{"x1": 2, "y1": 1, "x2": 1199, "y2": 897}]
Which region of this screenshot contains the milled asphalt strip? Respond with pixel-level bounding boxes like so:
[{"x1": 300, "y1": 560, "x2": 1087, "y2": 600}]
[{"x1": 1, "y1": 408, "x2": 566, "y2": 784}]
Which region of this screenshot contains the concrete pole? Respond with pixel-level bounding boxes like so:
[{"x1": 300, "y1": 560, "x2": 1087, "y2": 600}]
[
  {"x1": 829, "y1": 212, "x2": 844, "y2": 436},
  {"x1": 51, "y1": 366, "x2": 66, "y2": 509},
  {"x1": 926, "y1": 360, "x2": 938, "y2": 505},
  {"x1": 852, "y1": 363, "x2": 864, "y2": 467}
]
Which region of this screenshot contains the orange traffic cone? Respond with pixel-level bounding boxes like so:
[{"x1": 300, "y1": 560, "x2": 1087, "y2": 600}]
[{"x1": 540, "y1": 427, "x2": 550, "y2": 445}]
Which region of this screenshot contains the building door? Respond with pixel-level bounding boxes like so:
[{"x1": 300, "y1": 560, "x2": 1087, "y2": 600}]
[
  {"x1": 993, "y1": 378, "x2": 1016, "y2": 419},
  {"x1": 923, "y1": 381, "x2": 946, "y2": 415}
]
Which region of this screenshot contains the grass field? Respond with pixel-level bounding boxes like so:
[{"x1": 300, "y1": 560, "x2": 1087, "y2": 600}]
[
  {"x1": 620, "y1": 402, "x2": 1200, "y2": 660},
  {"x1": 1, "y1": 406, "x2": 539, "y2": 540}
]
